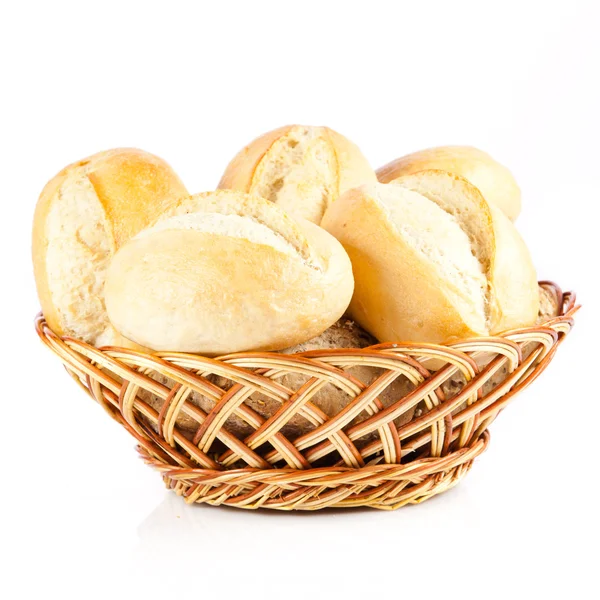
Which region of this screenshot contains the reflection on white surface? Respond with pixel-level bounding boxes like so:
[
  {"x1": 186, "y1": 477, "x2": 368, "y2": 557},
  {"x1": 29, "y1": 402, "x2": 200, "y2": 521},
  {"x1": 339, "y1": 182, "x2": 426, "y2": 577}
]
[{"x1": 134, "y1": 480, "x2": 483, "y2": 573}]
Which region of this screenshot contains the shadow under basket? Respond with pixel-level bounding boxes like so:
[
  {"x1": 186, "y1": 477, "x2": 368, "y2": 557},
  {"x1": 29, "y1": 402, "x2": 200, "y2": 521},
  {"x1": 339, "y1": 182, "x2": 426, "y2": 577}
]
[{"x1": 36, "y1": 282, "x2": 578, "y2": 511}]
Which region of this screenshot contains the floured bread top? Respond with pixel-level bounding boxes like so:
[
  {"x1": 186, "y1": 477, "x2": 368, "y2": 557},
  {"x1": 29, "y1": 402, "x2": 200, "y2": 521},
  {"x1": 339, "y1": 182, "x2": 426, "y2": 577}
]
[
  {"x1": 390, "y1": 170, "x2": 494, "y2": 274},
  {"x1": 374, "y1": 184, "x2": 488, "y2": 332},
  {"x1": 44, "y1": 174, "x2": 114, "y2": 345},
  {"x1": 164, "y1": 190, "x2": 325, "y2": 271},
  {"x1": 138, "y1": 212, "x2": 300, "y2": 259},
  {"x1": 250, "y1": 126, "x2": 338, "y2": 224},
  {"x1": 34, "y1": 148, "x2": 189, "y2": 347},
  {"x1": 376, "y1": 145, "x2": 522, "y2": 221}
]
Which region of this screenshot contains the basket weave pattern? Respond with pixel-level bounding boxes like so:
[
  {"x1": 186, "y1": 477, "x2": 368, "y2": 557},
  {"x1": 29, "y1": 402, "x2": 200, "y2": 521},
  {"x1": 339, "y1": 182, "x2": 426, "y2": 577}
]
[{"x1": 36, "y1": 282, "x2": 577, "y2": 510}]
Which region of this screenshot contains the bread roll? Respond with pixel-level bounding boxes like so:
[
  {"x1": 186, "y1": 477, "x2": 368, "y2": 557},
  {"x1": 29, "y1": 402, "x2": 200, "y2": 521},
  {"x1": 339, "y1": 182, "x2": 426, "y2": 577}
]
[
  {"x1": 140, "y1": 320, "x2": 416, "y2": 442},
  {"x1": 32, "y1": 148, "x2": 188, "y2": 347},
  {"x1": 389, "y1": 170, "x2": 539, "y2": 334},
  {"x1": 538, "y1": 285, "x2": 560, "y2": 323},
  {"x1": 321, "y1": 179, "x2": 538, "y2": 344},
  {"x1": 322, "y1": 182, "x2": 487, "y2": 343},
  {"x1": 280, "y1": 320, "x2": 417, "y2": 437},
  {"x1": 217, "y1": 125, "x2": 377, "y2": 224},
  {"x1": 104, "y1": 190, "x2": 354, "y2": 354},
  {"x1": 377, "y1": 146, "x2": 521, "y2": 221}
]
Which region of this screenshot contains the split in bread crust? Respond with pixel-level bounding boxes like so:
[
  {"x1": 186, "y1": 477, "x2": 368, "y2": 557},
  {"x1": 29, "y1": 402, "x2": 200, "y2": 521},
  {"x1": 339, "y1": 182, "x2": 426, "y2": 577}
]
[
  {"x1": 32, "y1": 148, "x2": 188, "y2": 347},
  {"x1": 390, "y1": 170, "x2": 538, "y2": 334},
  {"x1": 377, "y1": 145, "x2": 522, "y2": 221},
  {"x1": 251, "y1": 127, "x2": 338, "y2": 224},
  {"x1": 218, "y1": 125, "x2": 377, "y2": 224}
]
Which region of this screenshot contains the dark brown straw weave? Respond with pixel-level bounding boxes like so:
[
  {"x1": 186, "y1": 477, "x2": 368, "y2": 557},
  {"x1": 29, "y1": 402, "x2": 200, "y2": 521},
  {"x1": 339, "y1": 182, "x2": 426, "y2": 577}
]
[{"x1": 35, "y1": 282, "x2": 577, "y2": 510}]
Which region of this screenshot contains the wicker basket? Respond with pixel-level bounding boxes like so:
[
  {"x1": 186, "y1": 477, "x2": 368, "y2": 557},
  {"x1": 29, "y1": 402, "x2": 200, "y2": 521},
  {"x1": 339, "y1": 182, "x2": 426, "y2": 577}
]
[{"x1": 35, "y1": 281, "x2": 577, "y2": 511}]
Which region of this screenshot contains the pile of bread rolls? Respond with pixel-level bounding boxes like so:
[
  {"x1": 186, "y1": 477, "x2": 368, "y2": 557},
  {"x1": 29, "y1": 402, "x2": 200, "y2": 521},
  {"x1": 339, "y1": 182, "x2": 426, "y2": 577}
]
[{"x1": 33, "y1": 126, "x2": 547, "y2": 361}]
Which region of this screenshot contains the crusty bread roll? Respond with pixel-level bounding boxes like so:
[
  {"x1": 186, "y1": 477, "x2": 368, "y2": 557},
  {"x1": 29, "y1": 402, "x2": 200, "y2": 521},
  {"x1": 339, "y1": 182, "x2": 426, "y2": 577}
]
[
  {"x1": 377, "y1": 146, "x2": 521, "y2": 221},
  {"x1": 389, "y1": 170, "x2": 539, "y2": 334},
  {"x1": 140, "y1": 319, "x2": 416, "y2": 442},
  {"x1": 217, "y1": 125, "x2": 377, "y2": 224},
  {"x1": 321, "y1": 177, "x2": 538, "y2": 344},
  {"x1": 279, "y1": 320, "x2": 417, "y2": 437},
  {"x1": 32, "y1": 148, "x2": 188, "y2": 347},
  {"x1": 104, "y1": 190, "x2": 354, "y2": 354},
  {"x1": 322, "y1": 182, "x2": 488, "y2": 343}
]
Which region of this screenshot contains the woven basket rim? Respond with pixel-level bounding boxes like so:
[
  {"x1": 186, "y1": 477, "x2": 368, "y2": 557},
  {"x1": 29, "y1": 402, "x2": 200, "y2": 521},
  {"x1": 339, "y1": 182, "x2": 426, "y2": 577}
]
[{"x1": 36, "y1": 280, "x2": 578, "y2": 362}]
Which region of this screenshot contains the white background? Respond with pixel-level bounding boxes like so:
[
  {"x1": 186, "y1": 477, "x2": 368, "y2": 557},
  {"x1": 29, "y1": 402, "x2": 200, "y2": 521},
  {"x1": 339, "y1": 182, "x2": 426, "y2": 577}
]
[{"x1": 1, "y1": 1, "x2": 598, "y2": 598}]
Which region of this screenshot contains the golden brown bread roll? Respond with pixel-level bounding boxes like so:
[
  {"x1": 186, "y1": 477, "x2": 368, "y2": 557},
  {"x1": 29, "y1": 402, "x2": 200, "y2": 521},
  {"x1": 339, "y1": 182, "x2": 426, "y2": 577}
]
[
  {"x1": 321, "y1": 176, "x2": 539, "y2": 344},
  {"x1": 104, "y1": 190, "x2": 354, "y2": 354},
  {"x1": 217, "y1": 125, "x2": 377, "y2": 224},
  {"x1": 377, "y1": 145, "x2": 521, "y2": 221},
  {"x1": 32, "y1": 148, "x2": 188, "y2": 347},
  {"x1": 388, "y1": 170, "x2": 539, "y2": 334}
]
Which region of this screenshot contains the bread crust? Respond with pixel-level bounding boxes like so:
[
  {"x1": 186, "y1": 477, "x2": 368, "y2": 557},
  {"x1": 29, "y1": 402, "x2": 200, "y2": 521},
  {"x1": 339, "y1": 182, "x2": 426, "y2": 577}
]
[
  {"x1": 322, "y1": 174, "x2": 538, "y2": 344},
  {"x1": 324, "y1": 127, "x2": 377, "y2": 198},
  {"x1": 377, "y1": 145, "x2": 521, "y2": 221},
  {"x1": 217, "y1": 125, "x2": 294, "y2": 192},
  {"x1": 32, "y1": 148, "x2": 188, "y2": 346},
  {"x1": 105, "y1": 191, "x2": 355, "y2": 354},
  {"x1": 322, "y1": 183, "x2": 488, "y2": 344},
  {"x1": 389, "y1": 170, "x2": 538, "y2": 333},
  {"x1": 486, "y1": 204, "x2": 539, "y2": 332},
  {"x1": 217, "y1": 125, "x2": 376, "y2": 224}
]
